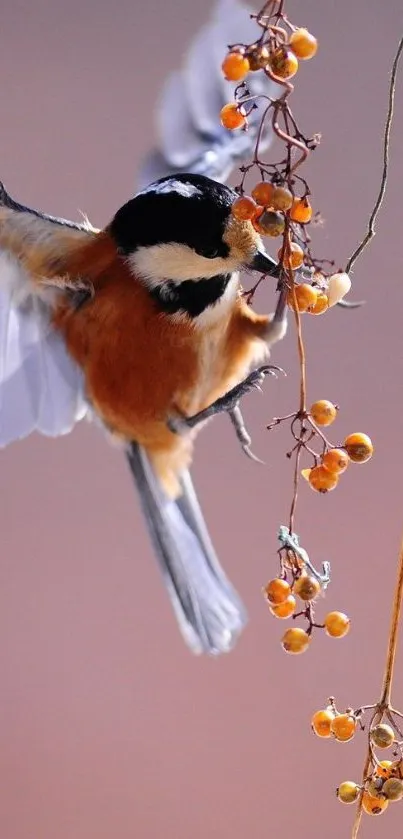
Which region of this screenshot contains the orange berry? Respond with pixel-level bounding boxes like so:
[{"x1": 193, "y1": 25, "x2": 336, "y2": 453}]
[
  {"x1": 322, "y1": 448, "x2": 350, "y2": 474},
  {"x1": 311, "y1": 708, "x2": 335, "y2": 738},
  {"x1": 263, "y1": 578, "x2": 291, "y2": 605},
  {"x1": 383, "y1": 778, "x2": 403, "y2": 801},
  {"x1": 269, "y1": 594, "x2": 296, "y2": 619},
  {"x1": 337, "y1": 781, "x2": 360, "y2": 804},
  {"x1": 343, "y1": 433, "x2": 373, "y2": 463},
  {"x1": 282, "y1": 627, "x2": 311, "y2": 654},
  {"x1": 251, "y1": 181, "x2": 274, "y2": 207},
  {"x1": 331, "y1": 713, "x2": 357, "y2": 742},
  {"x1": 310, "y1": 400, "x2": 337, "y2": 426},
  {"x1": 247, "y1": 45, "x2": 270, "y2": 71},
  {"x1": 290, "y1": 197, "x2": 313, "y2": 224},
  {"x1": 324, "y1": 611, "x2": 351, "y2": 638},
  {"x1": 309, "y1": 292, "x2": 329, "y2": 315},
  {"x1": 376, "y1": 761, "x2": 399, "y2": 779},
  {"x1": 269, "y1": 47, "x2": 299, "y2": 80},
  {"x1": 222, "y1": 51, "x2": 250, "y2": 81},
  {"x1": 367, "y1": 778, "x2": 385, "y2": 798},
  {"x1": 289, "y1": 28, "x2": 318, "y2": 60},
  {"x1": 220, "y1": 103, "x2": 246, "y2": 130},
  {"x1": 278, "y1": 242, "x2": 304, "y2": 269},
  {"x1": 293, "y1": 574, "x2": 321, "y2": 601},
  {"x1": 288, "y1": 283, "x2": 318, "y2": 312},
  {"x1": 371, "y1": 724, "x2": 395, "y2": 749},
  {"x1": 308, "y1": 465, "x2": 339, "y2": 493},
  {"x1": 252, "y1": 206, "x2": 265, "y2": 233},
  {"x1": 258, "y1": 210, "x2": 285, "y2": 237},
  {"x1": 271, "y1": 186, "x2": 293, "y2": 211},
  {"x1": 362, "y1": 791, "x2": 389, "y2": 816},
  {"x1": 231, "y1": 195, "x2": 258, "y2": 221}
]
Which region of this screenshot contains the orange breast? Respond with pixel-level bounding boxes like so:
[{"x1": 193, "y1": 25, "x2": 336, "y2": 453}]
[{"x1": 51, "y1": 234, "x2": 271, "y2": 494}]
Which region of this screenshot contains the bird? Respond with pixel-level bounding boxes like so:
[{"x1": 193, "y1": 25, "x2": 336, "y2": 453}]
[{"x1": 0, "y1": 0, "x2": 288, "y2": 656}]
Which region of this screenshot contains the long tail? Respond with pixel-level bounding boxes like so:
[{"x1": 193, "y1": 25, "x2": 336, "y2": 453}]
[{"x1": 126, "y1": 442, "x2": 247, "y2": 655}]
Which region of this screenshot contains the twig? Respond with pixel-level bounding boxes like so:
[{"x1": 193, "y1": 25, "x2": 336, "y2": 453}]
[
  {"x1": 380, "y1": 535, "x2": 403, "y2": 707},
  {"x1": 345, "y1": 35, "x2": 403, "y2": 275},
  {"x1": 351, "y1": 535, "x2": 403, "y2": 838}
]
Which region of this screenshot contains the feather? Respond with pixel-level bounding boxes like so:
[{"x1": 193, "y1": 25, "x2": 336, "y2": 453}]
[
  {"x1": 0, "y1": 190, "x2": 91, "y2": 445},
  {"x1": 0, "y1": 260, "x2": 86, "y2": 445},
  {"x1": 126, "y1": 442, "x2": 247, "y2": 655},
  {"x1": 0, "y1": 181, "x2": 97, "y2": 233},
  {"x1": 137, "y1": 0, "x2": 281, "y2": 189}
]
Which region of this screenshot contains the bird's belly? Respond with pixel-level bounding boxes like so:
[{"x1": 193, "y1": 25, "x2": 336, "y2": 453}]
[{"x1": 182, "y1": 329, "x2": 269, "y2": 416}]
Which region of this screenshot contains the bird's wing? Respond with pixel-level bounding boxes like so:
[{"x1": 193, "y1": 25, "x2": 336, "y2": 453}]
[
  {"x1": 0, "y1": 182, "x2": 98, "y2": 446},
  {"x1": 1, "y1": 0, "x2": 275, "y2": 450},
  {"x1": 137, "y1": 0, "x2": 280, "y2": 189}
]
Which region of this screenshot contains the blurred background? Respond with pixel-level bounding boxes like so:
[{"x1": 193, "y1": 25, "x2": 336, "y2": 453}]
[{"x1": 1, "y1": 0, "x2": 403, "y2": 837}]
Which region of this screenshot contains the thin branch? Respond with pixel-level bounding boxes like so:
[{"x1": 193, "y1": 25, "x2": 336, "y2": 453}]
[
  {"x1": 345, "y1": 35, "x2": 403, "y2": 274},
  {"x1": 380, "y1": 535, "x2": 403, "y2": 706},
  {"x1": 351, "y1": 708, "x2": 382, "y2": 839},
  {"x1": 351, "y1": 535, "x2": 403, "y2": 838}
]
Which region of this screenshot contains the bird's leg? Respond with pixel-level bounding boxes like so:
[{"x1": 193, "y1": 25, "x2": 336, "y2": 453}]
[
  {"x1": 167, "y1": 286, "x2": 288, "y2": 459},
  {"x1": 167, "y1": 364, "x2": 282, "y2": 461}
]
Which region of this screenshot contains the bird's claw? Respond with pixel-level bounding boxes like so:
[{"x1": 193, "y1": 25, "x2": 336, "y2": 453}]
[
  {"x1": 242, "y1": 444, "x2": 265, "y2": 465},
  {"x1": 229, "y1": 364, "x2": 285, "y2": 403},
  {"x1": 167, "y1": 364, "x2": 284, "y2": 452}
]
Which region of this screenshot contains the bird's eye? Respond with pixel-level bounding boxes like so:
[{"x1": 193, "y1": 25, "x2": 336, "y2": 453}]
[{"x1": 201, "y1": 246, "x2": 220, "y2": 259}]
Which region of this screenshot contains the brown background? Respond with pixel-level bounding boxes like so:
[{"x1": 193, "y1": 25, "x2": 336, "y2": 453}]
[{"x1": 1, "y1": 1, "x2": 403, "y2": 837}]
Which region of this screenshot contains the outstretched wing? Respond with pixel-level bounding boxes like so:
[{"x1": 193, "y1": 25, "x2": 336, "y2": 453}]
[
  {"x1": 137, "y1": 0, "x2": 280, "y2": 189},
  {"x1": 1, "y1": 0, "x2": 277, "y2": 449},
  {"x1": 0, "y1": 184, "x2": 97, "y2": 446}
]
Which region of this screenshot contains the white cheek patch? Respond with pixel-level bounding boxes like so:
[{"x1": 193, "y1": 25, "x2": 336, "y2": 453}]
[{"x1": 129, "y1": 242, "x2": 240, "y2": 286}]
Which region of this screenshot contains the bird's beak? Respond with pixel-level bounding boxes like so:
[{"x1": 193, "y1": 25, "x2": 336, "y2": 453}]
[{"x1": 247, "y1": 249, "x2": 279, "y2": 277}]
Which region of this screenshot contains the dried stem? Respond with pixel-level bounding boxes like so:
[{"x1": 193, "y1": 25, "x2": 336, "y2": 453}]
[
  {"x1": 345, "y1": 35, "x2": 403, "y2": 275},
  {"x1": 294, "y1": 302, "x2": 306, "y2": 416},
  {"x1": 351, "y1": 535, "x2": 403, "y2": 838},
  {"x1": 279, "y1": 219, "x2": 307, "y2": 533},
  {"x1": 380, "y1": 535, "x2": 403, "y2": 706},
  {"x1": 288, "y1": 440, "x2": 301, "y2": 533}
]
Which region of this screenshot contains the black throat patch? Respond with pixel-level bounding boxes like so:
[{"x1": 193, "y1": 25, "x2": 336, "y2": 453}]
[{"x1": 149, "y1": 274, "x2": 232, "y2": 318}]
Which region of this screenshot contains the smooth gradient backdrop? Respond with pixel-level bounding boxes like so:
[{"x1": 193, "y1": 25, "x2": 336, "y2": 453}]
[{"x1": 1, "y1": 1, "x2": 403, "y2": 837}]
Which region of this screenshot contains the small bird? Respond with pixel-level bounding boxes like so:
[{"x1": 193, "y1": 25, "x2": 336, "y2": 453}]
[{"x1": 0, "y1": 0, "x2": 287, "y2": 655}]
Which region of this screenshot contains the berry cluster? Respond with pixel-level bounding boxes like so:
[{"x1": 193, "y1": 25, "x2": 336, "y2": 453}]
[
  {"x1": 261, "y1": 403, "x2": 372, "y2": 654},
  {"x1": 218, "y1": 0, "x2": 373, "y2": 660},
  {"x1": 268, "y1": 398, "x2": 373, "y2": 495},
  {"x1": 263, "y1": 569, "x2": 350, "y2": 655},
  {"x1": 219, "y1": 5, "x2": 349, "y2": 312},
  {"x1": 232, "y1": 184, "x2": 352, "y2": 314},
  {"x1": 220, "y1": 25, "x2": 317, "y2": 131},
  {"x1": 312, "y1": 699, "x2": 403, "y2": 819}
]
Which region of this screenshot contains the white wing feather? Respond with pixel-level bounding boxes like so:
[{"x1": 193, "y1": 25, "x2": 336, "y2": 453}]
[
  {"x1": 0, "y1": 246, "x2": 87, "y2": 447},
  {"x1": 138, "y1": 0, "x2": 281, "y2": 188}
]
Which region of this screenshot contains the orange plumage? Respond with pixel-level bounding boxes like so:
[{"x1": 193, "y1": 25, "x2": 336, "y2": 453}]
[{"x1": 48, "y1": 231, "x2": 273, "y2": 495}]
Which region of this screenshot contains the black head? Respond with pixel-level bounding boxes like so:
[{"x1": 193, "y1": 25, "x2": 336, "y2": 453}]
[
  {"x1": 110, "y1": 173, "x2": 236, "y2": 261},
  {"x1": 108, "y1": 174, "x2": 278, "y2": 318}
]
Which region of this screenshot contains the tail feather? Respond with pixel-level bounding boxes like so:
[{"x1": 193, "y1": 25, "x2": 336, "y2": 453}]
[{"x1": 126, "y1": 442, "x2": 247, "y2": 655}]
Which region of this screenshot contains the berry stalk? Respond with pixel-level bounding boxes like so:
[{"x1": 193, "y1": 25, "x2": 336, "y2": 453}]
[
  {"x1": 351, "y1": 537, "x2": 403, "y2": 838},
  {"x1": 221, "y1": 0, "x2": 373, "y2": 654}
]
